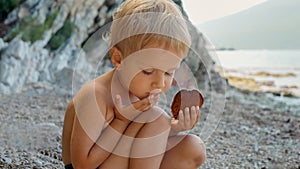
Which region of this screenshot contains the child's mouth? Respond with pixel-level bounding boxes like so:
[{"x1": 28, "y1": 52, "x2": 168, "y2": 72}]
[
  {"x1": 149, "y1": 89, "x2": 162, "y2": 98},
  {"x1": 148, "y1": 89, "x2": 162, "y2": 105}
]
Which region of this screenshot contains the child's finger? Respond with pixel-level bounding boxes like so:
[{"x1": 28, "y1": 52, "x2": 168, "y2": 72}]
[
  {"x1": 184, "y1": 107, "x2": 191, "y2": 129},
  {"x1": 178, "y1": 110, "x2": 184, "y2": 127},
  {"x1": 171, "y1": 118, "x2": 178, "y2": 125},
  {"x1": 196, "y1": 106, "x2": 200, "y2": 120},
  {"x1": 132, "y1": 96, "x2": 151, "y2": 111},
  {"x1": 149, "y1": 95, "x2": 160, "y2": 106},
  {"x1": 190, "y1": 106, "x2": 197, "y2": 125}
]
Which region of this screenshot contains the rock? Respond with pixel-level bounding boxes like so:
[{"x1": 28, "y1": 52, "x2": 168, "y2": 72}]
[
  {"x1": 0, "y1": 54, "x2": 22, "y2": 87},
  {"x1": 1, "y1": 157, "x2": 12, "y2": 164},
  {"x1": 2, "y1": 40, "x2": 30, "y2": 60},
  {"x1": 0, "y1": 83, "x2": 10, "y2": 94},
  {"x1": 18, "y1": 7, "x2": 30, "y2": 19},
  {"x1": 0, "y1": 0, "x2": 220, "y2": 105},
  {"x1": 25, "y1": 0, "x2": 40, "y2": 8},
  {"x1": 31, "y1": 0, "x2": 54, "y2": 24},
  {"x1": 0, "y1": 40, "x2": 50, "y2": 93},
  {"x1": 32, "y1": 30, "x2": 52, "y2": 48},
  {"x1": 51, "y1": 4, "x2": 69, "y2": 33},
  {"x1": 49, "y1": 52, "x2": 69, "y2": 74},
  {"x1": 4, "y1": 9, "x2": 18, "y2": 25},
  {"x1": 0, "y1": 38, "x2": 8, "y2": 50},
  {"x1": 105, "y1": 0, "x2": 117, "y2": 7},
  {"x1": 54, "y1": 67, "x2": 74, "y2": 88}
]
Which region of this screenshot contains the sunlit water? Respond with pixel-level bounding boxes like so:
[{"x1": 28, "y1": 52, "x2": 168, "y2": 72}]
[{"x1": 212, "y1": 50, "x2": 300, "y2": 98}]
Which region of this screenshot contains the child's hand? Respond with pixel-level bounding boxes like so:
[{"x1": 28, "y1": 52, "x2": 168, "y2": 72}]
[
  {"x1": 170, "y1": 106, "x2": 200, "y2": 135},
  {"x1": 114, "y1": 94, "x2": 159, "y2": 124}
]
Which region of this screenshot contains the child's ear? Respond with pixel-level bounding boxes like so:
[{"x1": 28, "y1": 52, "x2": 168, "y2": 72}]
[{"x1": 110, "y1": 46, "x2": 123, "y2": 68}]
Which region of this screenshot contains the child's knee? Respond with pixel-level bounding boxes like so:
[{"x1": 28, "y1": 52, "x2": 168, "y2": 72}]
[
  {"x1": 182, "y1": 134, "x2": 206, "y2": 167},
  {"x1": 139, "y1": 107, "x2": 170, "y2": 130},
  {"x1": 130, "y1": 114, "x2": 170, "y2": 158},
  {"x1": 143, "y1": 113, "x2": 170, "y2": 134}
]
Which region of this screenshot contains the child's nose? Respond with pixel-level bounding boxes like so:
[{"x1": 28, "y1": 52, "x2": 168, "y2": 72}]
[{"x1": 152, "y1": 71, "x2": 165, "y2": 89}]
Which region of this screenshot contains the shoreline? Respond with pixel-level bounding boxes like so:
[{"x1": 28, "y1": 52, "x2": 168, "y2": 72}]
[
  {"x1": 0, "y1": 85, "x2": 299, "y2": 168},
  {"x1": 215, "y1": 66, "x2": 300, "y2": 98}
]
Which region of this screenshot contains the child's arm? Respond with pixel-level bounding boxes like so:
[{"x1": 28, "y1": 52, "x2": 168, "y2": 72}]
[
  {"x1": 71, "y1": 113, "x2": 127, "y2": 168},
  {"x1": 70, "y1": 84, "x2": 152, "y2": 168}
]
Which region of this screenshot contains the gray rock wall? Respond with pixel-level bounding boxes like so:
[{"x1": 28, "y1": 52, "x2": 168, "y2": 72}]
[{"x1": 0, "y1": 0, "x2": 220, "y2": 95}]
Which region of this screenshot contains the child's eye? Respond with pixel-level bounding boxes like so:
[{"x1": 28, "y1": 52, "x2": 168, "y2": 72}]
[
  {"x1": 166, "y1": 71, "x2": 174, "y2": 76},
  {"x1": 142, "y1": 70, "x2": 153, "y2": 75}
]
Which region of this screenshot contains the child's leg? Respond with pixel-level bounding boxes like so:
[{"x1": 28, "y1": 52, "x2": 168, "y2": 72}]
[
  {"x1": 98, "y1": 122, "x2": 145, "y2": 169},
  {"x1": 98, "y1": 116, "x2": 205, "y2": 169},
  {"x1": 160, "y1": 134, "x2": 206, "y2": 169},
  {"x1": 129, "y1": 114, "x2": 170, "y2": 169},
  {"x1": 98, "y1": 107, "x2": 169, "y2": 169}
]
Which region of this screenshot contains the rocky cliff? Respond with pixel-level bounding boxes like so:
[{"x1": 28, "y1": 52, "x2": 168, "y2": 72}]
[{"x1": 0, "y1": 0, "x2": 219, "y2": 95}]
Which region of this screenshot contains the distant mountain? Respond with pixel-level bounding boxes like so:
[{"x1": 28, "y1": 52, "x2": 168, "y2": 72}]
[{"x1": 198, "y1": 0, "x2": 300, "y2": 50}]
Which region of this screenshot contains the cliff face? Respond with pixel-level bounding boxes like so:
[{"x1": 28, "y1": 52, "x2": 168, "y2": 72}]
[{"x1": 0, "y1": 0, "x2": 217, "y2": 95}]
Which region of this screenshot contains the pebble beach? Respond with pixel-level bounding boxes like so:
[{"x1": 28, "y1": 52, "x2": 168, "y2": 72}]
[{"x1": 0, "y1": 84, "x2": 299, "y2": 169}]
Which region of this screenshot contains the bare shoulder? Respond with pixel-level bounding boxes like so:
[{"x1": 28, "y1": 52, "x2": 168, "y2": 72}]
[
  {"x1": 73, "y1": 79, "x2": 110, "y2": 116},
  {"x1": 71, "y1": 78, "x2": 114, "y2": 136}
]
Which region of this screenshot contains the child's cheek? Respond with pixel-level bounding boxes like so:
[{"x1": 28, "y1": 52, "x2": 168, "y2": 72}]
[{"x1": 164, "y1": 78, "x2": 173, "y2": 91}]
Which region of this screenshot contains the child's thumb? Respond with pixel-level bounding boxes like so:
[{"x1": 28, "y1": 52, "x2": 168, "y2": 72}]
[{"x1": 170, "y1": 118, "x2": 178, "y2": 125}]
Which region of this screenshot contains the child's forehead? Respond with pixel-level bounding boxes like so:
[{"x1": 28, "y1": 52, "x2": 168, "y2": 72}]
[
  {"x1": 143, "y1": 43, "x2": 186, "y2": 58},
  {"x1": 123, "y1": 48, "x2": 182, "y2": 71}
]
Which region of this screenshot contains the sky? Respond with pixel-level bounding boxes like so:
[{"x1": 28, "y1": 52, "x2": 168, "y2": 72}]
[{"x1": 182, "y1": 0, "x2": 267, "y2": 24}]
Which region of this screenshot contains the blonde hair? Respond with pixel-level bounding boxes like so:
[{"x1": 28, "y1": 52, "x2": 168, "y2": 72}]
[{"x1": 108, "y1": 0, "x2": 191, "y2": 57}]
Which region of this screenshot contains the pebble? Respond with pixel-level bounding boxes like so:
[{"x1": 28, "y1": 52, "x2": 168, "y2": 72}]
[
  {"x1": 0, "y1": 86, "x2": 299, "y2": 168},
  {"x1": 1, "y1": 157, "x2": 12, "y2": 164}
]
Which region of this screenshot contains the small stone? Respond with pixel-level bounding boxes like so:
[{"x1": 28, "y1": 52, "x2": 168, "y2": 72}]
[{"x1": 1, "y1": 157, "x2": 12, "y2": 164}]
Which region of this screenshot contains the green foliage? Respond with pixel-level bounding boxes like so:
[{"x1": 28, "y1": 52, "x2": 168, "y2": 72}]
[
  {"x1": 4, "y1": 11, "x2": 59, "y2": 43},
  {"x1": 4, "y1": 24, "x2": 20, "y2": 41},
  {"x1": 45, "y1": 10, "x2": 58, "y2": 27},
  {"x1": 48, "y1": 20, "x2": 76, "y2": 50},
  {"x1": 47, "y1": 35, "x2": 65, "y2": 50},
  {"x1": 22, "y1": 24, "x2": 48, "y2": 42},
  {"x1": 0, "y1": 0, "x2": 20, "y2": 15},
  {"x1": 20, "y1": 16, "x2": 36, "y2": 27},
  {"x1": 4, "y1": 16, "x2": 35, "y2": 41}
]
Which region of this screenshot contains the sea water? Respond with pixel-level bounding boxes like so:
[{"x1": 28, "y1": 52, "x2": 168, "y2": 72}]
[{"x1": 212, "y1": 50, "x2": 300, "y2": 98}]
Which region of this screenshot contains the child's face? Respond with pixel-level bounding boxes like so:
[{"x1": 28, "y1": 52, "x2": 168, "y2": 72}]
[{"x1": 118, "y1": 46, "x2": 185, "y2": 100}]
